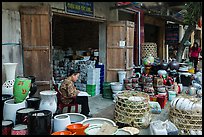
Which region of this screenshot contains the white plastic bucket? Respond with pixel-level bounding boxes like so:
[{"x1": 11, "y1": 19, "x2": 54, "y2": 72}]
[
  {"x1": 118, "y1": 71, "x2": 126, "y2": 84},
  {"x1": 168, "y1": 91, "x2": 176, "y2": 101}
]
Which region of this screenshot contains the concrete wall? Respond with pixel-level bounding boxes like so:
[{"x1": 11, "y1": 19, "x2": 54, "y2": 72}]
[{"x1": 2, "y1": 9, "x2": 23, "y2": 83}]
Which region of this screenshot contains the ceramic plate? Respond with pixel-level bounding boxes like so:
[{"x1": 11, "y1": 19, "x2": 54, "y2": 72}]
[
  {"x1": 180, "y1": 99, "x2": 190, "y2": 111},
  {"x1": 185, "y1": 101, "x2": 194, "y2": 112},
  {"x1": 176, "y1": 98, "x2": 184, "y2": 110},
  {"x1": 171, "y1": 97, "x2": 180, "y2": 108}
]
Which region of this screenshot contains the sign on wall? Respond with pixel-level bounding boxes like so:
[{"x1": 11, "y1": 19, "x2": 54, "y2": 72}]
[
  {"x1": 165, "y1": 23, "x2": 179, "y2": 45},
  {"x1": 65, "y1": 2, "x2": 94, "y2": 16}
]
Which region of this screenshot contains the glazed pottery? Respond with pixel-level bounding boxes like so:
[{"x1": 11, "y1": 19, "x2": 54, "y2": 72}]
[
  {"x1": 168, "y1": 59, "x2": 179, "y2": 70},
  {"x1": 3, "y1": 99, "x2": 26, "y2": 125},
  {"x1": 26, "y1": 97, "x2": 41, "y2": 109},
  {"x1": 65, "y1": 113, "x2": 87, "y2": 124},
  {"x1": 39, "y1": 90, "x2": 57, "y2": 115},
  {"x1": 175, "y1": 98, "x2": 184, "y2": 110},
  {"x1": 188, "y1": 86, "x2": 196, "y2": 96},
  {"x1": 110, "y1": 82, "x2": 123, "y2": 91},
  {"x1": 13, "y1": 77, "x2": 31, "y2": 103},
  {"x1": 157, "y1": 70, "x2": 167, "y2": 76},
  {"x1": 81, "y1": 118, "x2": 116, "y2": 127},
  {"x1": 53, "y1": 114, "x2": 71, "y2": 132},
  {"x1": 118, "y1": 71, "x2": 126, "y2": 84},
  {"x1": 2, "y1": 120, "x2": 14, "y2": 135},
  {"x1": 160, "y1": 60, "x2": 168, "y2": 70},
  {"x1": 16, "y1": 108, "x2": 35, "y2": 125},
  {"x1": 2, "y1": 94, "x2": 13, "y2": 120},
  {"x1": 114, "y1": 129, "x2": 133, "y2": 135},
  {"x1": 11, "y1": 124, "x2": 28, "y2": 135},
  {"x1": 51, "y1": 130, "x2": 74, "y2": 135},
  {"x1": 27, "y1": 110, "x2": 52, "y2": 135},
  {"x1": 27, "y1": 76, "x2": 37, "y2": 97},
  {"x1": 2, "y1": 63, "x2": 18, "y2": 95},
  {"x1": 84, "y1": 125, "x2": 102, "y2": 135},
  {"x1": 66, "y1": 123, "x2": 89, "y2": 135}
]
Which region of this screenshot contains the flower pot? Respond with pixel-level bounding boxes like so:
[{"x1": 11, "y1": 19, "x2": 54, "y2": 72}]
[
  {"x1": 26, "y1": 97, "x2": 41, "y2": 110},
  {"x1": 2, "y1": 120, "x2": 14, "y2": 135},
  {"x1": 13, "y1": 77, "x2": 31, "y2": 103},
  {"x1": 27, "y1": 110, "x2": 52, "y2": 135},
  {"x1": 2, "y1": 63, "x2": 18, "y2": 95},
  {"x1": 16, "y1": 108, "x2": 35, "y2": 125},
  {"x1": 53, "y1": 114, "x2": 71, "y2": 132},
  {"x1": 39, "y1": 90, "x2": 57, "y2": 115},
  {"x1": 3, "y1": 99, "x2": 26, "y2": 125}
]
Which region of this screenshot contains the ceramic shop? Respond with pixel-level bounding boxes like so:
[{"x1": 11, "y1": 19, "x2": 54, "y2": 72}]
[{"x1": 2, "y1": 2, "x2": 202, "y2": 135}]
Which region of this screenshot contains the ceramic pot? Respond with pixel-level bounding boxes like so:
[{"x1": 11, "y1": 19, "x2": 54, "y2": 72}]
[
  {"x1": 160, "y1": 60, "x2": 168, "y2": 70},
  {"x1": 53, "y1": 114, "x2": 71, "y2": 132},
  {"x1": 11, "y1": 124, "x2": 28, "y2": 135},
  {"x1": 2, "y1": 94, "x2": 13, "y2": 120},
  {"x1": 27, "y1": 110, "x2": 52, "y2": 135},
  {"x1": 27, "y1": 76, "x2": 37, "y2": 97},
  {"x1": 157, "y1": 70, "x2": 167, "y2": 76},
  {"x1": 65, "y1": 113, "x2": 87, "y2": 124},
  {"x1": 16, "y1": 108, "x2": 35, "y2": 125},
  {"x1": 2, "y1": 120, "x2": 14, "y2": 135},
  {"x1": 3, "y1": 99, "x2": 26, "y2": 125},
  {"x1": 13, "y1": 77, "x2": 31, "y2": 103},
  {"x1": 26, "y1": 97, "x2": 41, "y2": 110},
  {"x1": 168, "y1": 59, "x2": 179, "y2": 70},
  {"x1": 51, "y1": 130, "x2": 74, "y2": 135},
  {"x1": 2, "y1": 63, "x2": 18, "y2": 95},
  {"x1": 39, "y1": 90, "x2": 57, "y2": 115},
  {"x1": 188, "y1": 86, "x2": 196, "y2": 96}
]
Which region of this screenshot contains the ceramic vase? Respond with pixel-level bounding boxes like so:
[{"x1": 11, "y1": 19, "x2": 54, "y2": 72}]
[
  {"x1": 13, "y1": 77, "x2": 31, "y2": 103},
  {"x1": 3, "y1": 99, "x2": 26, "y2": 125},
  {"x1": 168, "y1": 59, "x2": 179, "y2": 71},
  {"x1": 39, "y1": 90, "x2": 57, "y2": 115},
  {"x1": 2, "y1": 63, "x2": 18, "y2": 95}
]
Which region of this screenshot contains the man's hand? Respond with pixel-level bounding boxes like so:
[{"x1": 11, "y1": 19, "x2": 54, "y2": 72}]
[{"x1": 76, "y1": 90, "x2": 81, "y2": 95}]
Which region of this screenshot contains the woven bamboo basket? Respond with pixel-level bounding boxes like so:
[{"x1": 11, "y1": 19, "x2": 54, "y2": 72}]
[
  {"x1": 141, "y1": 42, "x2": 157, "y2": 58},
  {"x1": 169, "y1": 95, "x2": 202, "y2": 135},
  {"x1": 114, "y1": 91, "x2": 151, "y2": 129}
]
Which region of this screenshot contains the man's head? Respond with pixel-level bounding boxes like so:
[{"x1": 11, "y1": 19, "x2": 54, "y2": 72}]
[{"x1": 68, "y1": 69, "x2": 80, "y2": 82}]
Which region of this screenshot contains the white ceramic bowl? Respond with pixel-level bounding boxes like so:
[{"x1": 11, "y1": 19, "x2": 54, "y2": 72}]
[
  {"x1": 112, "y1": 90, "x2": 123, "y2": 94},
  {"x1": 65, "y1": 113, "x2": 87, "y2": 123},
  {"x1": 114, "y1": 129, "x2": 132, "y2": 135},
  {"x1": 110, "y1": 82, "x2": 123, "y2": 91},
  {"x1": 81, "y1": 118, "x2": 116, "y2": 127},
  {"x1": 84, "y1": 125, "x2": 101, "y2": 135}
]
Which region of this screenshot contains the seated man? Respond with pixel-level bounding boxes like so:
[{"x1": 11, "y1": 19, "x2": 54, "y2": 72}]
[{"x1": 59, "y1": 69, "x2": 92, "y2": 117}]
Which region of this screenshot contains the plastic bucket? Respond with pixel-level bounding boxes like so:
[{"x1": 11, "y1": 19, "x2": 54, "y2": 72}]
[
  {"x1": 118, "y1": 71, "x2": 126, "y2": 84},
  {"x1": 168, "y1": 91, "x2": 176, "y2": 101}
]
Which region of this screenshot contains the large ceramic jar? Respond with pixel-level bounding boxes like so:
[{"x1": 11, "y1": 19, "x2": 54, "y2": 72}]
[
  {"x1": 27, "y1": 76, "x2": 37, "y2": 97},
  {"x1": 3, "y1": 99, "x2": 26, "y2": 125},
  {"x1": 13, "y1": 77, "x2": 31, "y2": 103},
  {"x1": 168, "y1": 59, "x2": 179, "y2": 71},
  {"x1": 160, "y1": 60, "x2": 168, "y2": 70},
  {"x1": 39, "y1": 90, "x2": 57, "y2": 115},
  {"x1": 2, "y1": 63, "x2": 18, "y2": 95},
  {"x1": 27, "y1": 110, "x2": 52, "y2": 135}
]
